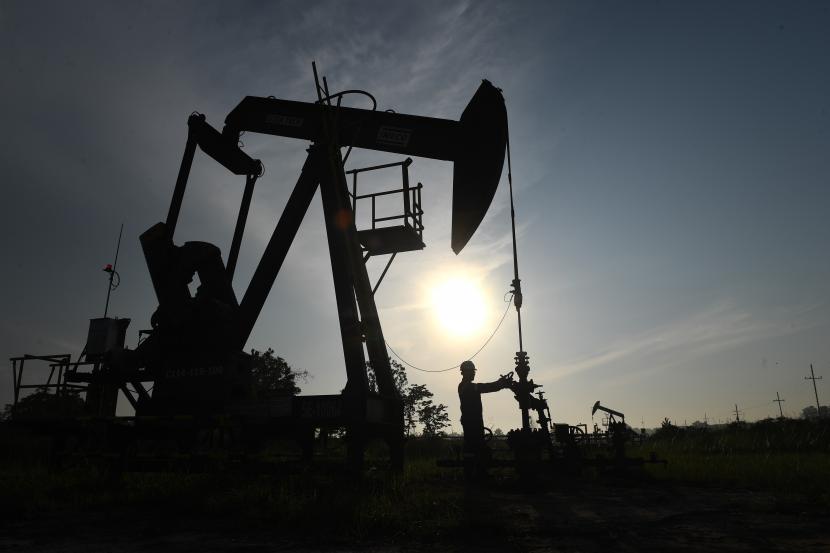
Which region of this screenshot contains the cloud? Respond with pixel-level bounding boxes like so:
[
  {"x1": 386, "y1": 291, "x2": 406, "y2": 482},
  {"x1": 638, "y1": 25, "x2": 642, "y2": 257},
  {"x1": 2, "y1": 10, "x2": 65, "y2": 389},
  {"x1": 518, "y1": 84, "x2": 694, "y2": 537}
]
[{"x1": 547, "y1": 300, "x2": 816, "y2": 381}]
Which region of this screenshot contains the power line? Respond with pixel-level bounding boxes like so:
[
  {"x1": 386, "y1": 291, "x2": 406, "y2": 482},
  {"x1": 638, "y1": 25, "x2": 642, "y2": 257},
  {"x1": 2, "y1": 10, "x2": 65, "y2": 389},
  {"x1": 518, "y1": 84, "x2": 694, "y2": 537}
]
[
  {"x1": 386, "y1": 293, "x2": 515, "y2": 374},
  {"x1": 733, "y1": 399, "x2": 776, "y2": 416}
]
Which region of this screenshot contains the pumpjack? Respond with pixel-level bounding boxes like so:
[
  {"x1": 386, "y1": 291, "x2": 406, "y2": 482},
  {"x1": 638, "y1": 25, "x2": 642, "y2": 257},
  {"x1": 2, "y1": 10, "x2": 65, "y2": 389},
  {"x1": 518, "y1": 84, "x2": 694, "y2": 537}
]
[
  {"x1": 9, "y1": 65, "x2": 508, "y2": 469},
  {"x1": 590, "y1": 401, "x2": 647, "y2": 459}
]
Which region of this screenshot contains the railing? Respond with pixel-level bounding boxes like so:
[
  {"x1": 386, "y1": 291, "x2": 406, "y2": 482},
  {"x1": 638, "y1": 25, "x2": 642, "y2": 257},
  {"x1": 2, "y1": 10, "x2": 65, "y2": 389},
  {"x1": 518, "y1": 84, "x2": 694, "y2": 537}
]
[
  {"x1": 346, "y1": 158, "x2": 424, "y2": 239},
  {"x1": 9, "y1": 354, "x2": 90, "y2": 405}
]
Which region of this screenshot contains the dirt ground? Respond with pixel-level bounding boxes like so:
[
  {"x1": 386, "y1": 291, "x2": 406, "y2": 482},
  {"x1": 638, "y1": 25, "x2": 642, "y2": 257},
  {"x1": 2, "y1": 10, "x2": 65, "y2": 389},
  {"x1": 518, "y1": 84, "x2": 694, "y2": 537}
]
[
  {"x1": 479, "y1": 481, "x2": 830, "y2": 553},
  {"x1": 1, "y1": 479, "x2": 828, "y2": 552}
]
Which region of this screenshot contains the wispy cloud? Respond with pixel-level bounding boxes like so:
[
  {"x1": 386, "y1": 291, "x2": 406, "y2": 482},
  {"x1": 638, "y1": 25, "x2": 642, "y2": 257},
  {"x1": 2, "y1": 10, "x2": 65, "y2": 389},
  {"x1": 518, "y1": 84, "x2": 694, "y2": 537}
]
[{"x1": 547, "y1": 300, "x2": 818, "y2": 381}]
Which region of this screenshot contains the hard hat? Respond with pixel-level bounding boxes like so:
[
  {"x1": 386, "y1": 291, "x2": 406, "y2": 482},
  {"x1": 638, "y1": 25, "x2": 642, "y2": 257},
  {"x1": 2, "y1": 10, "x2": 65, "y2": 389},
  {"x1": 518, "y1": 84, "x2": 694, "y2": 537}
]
[{"x1": 460, "y1": 360, "x2": 476, "y2": 374}]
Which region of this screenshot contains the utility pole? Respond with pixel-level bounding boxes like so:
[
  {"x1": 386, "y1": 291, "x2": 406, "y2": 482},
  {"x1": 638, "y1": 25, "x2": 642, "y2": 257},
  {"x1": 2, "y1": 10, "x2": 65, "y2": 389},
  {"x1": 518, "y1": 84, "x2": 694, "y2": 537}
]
[
  {"x1": 805, "y1": 364, "x2": 823, "y2": 417},
  {"x1": 774, "y1": 392, "x2": 785, "y2": 418},
  {"x1": 733, "y1": 404, "x2": 741, "y2": 423}
]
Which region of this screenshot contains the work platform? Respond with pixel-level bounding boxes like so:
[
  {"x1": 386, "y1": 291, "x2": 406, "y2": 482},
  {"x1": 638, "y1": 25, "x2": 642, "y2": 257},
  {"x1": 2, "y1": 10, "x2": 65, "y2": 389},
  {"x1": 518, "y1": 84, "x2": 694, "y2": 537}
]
[
  {"x1": 348, "y1": 158, "x2": 425, "y2": 257},
  {"x1": 357, "y1": 226, "x2": 424, "y2": 256}
]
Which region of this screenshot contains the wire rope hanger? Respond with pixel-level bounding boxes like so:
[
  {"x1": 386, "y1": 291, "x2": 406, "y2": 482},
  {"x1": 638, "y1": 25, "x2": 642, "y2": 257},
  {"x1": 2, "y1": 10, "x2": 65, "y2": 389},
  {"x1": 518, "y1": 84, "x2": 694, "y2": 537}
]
[{"x1": 384, "y1": 115, "x2": 530, "y2": 379}]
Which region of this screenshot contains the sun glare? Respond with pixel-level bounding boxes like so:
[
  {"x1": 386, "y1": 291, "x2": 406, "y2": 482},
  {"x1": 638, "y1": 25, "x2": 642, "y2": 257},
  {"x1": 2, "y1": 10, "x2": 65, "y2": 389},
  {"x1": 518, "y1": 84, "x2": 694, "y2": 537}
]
[{"x1": 430, "y1": 277, "x2": 487, "y2": 337}]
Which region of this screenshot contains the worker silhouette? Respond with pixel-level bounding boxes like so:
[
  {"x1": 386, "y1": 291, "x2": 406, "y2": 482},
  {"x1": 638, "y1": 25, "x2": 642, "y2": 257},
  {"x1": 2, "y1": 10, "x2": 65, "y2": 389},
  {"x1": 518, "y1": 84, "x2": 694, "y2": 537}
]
[{"x1": 458, "y1": 360, "x2": 512, "y2": 479}]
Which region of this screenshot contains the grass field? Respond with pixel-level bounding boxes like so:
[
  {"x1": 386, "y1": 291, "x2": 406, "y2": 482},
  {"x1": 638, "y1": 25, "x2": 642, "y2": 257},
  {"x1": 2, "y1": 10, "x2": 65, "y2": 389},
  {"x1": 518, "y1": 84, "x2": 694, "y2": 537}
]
[
  {"x1": 0, "y1": 428, "x2": 468, "y2": 542},
  {"x1": 632, "y1": 418, "x2": 830, "y2": 505},
  {"x1": 1, "y1": 418, "x2": 828, "y2": 544}
]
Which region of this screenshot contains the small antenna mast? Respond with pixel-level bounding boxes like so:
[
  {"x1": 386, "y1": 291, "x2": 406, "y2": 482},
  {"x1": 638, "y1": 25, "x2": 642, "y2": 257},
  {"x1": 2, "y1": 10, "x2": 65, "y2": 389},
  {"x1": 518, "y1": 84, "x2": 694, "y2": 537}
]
[{"x1": 103, "y1": 223, "x2": 124, "y2": 318}]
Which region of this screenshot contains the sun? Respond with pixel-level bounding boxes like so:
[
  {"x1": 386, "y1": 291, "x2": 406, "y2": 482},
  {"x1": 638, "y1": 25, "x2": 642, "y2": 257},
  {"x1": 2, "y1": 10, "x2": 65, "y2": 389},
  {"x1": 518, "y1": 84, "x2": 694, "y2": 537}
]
[{"x1": 430, "y1": 277, "x2": 488, "y2": 337}]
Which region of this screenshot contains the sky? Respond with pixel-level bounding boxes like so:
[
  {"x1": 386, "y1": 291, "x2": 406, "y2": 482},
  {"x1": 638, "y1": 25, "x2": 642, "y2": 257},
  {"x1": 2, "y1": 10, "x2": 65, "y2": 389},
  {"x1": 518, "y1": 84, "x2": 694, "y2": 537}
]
[{"x1": 1, "y1": 1, "x2": 829, "y2": 431}]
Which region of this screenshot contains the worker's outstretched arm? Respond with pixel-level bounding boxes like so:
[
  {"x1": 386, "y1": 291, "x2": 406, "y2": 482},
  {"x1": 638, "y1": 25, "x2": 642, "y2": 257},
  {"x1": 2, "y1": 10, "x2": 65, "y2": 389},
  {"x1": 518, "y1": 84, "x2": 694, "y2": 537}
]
[{"x1": 475, "y1": 375, "x2": 512, "y2": 394}]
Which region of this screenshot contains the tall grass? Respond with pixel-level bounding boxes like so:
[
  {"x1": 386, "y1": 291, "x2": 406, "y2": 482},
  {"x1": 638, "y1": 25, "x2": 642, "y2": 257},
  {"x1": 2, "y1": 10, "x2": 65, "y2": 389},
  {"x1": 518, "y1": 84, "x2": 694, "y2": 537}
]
[
  {"x1": 4, "y1": 418, "x2": 827, "y2": 538},
  {"x1": 0, "y1": 428, "x2": 464, "y2": 541},
  {"x1": 632, "y1": 418, "x2": 830, "y2": 503}
]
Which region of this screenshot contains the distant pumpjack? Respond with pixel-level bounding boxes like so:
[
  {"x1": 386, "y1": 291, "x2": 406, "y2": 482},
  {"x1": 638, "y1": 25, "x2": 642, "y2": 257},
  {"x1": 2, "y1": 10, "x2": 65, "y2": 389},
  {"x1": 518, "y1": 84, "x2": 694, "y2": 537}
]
[{"x1": 592, "y1": 400, "x2": 625, "y2": 424}]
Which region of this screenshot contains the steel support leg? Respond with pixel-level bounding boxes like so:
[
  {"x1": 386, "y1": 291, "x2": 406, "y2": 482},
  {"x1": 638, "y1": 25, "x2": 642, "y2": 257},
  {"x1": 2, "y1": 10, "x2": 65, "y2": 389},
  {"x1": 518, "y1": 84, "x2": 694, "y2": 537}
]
[
  {"x1": 236, "y1": 148, "x2": 321, "y2": 348},
  {"x1": 166, "y1": 129, "x2": 198, "y2": 236},
  {"x1": 317, "y1": 144, "x2": 398, "y2": 398},
  {"x1": 318, "y1": 150, "x2": 369, "y2": 394},
  {"x1": 226, "y1": 173, "x2": 257, "y2": 280}
]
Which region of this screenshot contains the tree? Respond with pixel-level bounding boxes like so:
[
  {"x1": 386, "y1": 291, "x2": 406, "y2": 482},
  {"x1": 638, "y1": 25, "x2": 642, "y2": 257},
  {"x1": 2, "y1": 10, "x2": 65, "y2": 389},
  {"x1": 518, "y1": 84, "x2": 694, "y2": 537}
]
[
  {"x1": 652, "y1": 416, "x2": 682, "y2": 439},
  {"x1": 801, "y1": 405, "x2": 829, "y2": 419},
  {"x1": 5, "y1": 388, "x2": 84, "y2": 420},
  {"x1": 250, "y1": 348, "x2": 308, "y2": 398},
  {"x1": 366, "y1": 358, "x2": 408, "y2": 394},
  {"x1": 367, "y1": 359, "x2": 418, "y2": 434},
  {"x1": 418, "y1": 399, "x2": 450, "y2": 436},
  {"x1": 366, "y1": 359, "x2": 451, "y2": 437},
  {"x1": 404, "y1": 384, "x2": 433, "y2": 436}
]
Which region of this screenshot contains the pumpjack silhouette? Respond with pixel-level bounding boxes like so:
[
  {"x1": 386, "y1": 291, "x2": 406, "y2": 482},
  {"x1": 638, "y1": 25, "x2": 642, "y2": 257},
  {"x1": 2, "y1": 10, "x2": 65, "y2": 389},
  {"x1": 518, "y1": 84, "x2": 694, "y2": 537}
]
[{"x1": 10, "y1": 65, "x2": 508, "y2": 470}]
